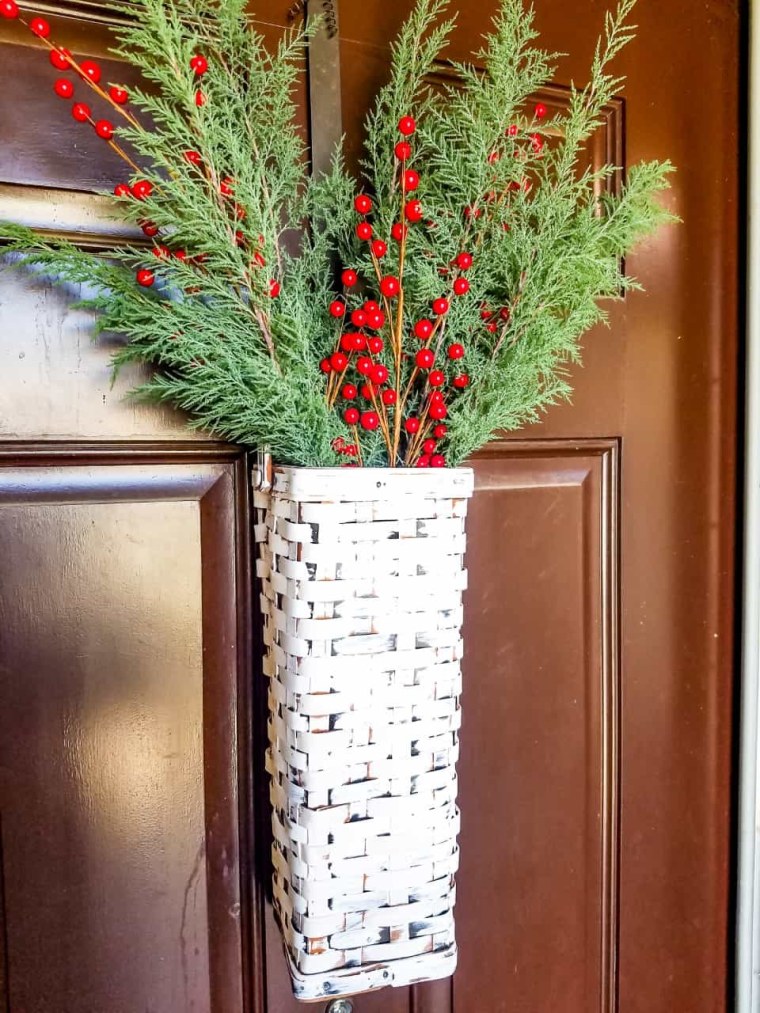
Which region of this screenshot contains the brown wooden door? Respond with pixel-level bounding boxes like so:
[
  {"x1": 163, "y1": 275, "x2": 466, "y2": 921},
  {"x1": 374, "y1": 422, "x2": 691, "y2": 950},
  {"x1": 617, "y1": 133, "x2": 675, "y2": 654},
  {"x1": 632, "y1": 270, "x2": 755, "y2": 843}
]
[{"x1": 0, "y1": 1, "x2": 740, "y2": 1012}]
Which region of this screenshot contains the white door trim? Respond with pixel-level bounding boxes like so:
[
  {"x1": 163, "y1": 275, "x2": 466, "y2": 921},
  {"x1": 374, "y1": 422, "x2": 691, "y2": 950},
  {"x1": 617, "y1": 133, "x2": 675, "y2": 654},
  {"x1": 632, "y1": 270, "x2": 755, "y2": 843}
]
[{"x1": 738, "y1": 5, "x2": 759, "y2": 1010}]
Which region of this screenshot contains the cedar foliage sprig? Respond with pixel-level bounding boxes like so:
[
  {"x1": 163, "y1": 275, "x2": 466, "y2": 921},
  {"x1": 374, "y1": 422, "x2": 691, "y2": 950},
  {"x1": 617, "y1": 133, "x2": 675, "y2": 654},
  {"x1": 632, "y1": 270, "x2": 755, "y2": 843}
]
[{"x1": 0, "y1": 0, "x2": 677, "y2": 467}]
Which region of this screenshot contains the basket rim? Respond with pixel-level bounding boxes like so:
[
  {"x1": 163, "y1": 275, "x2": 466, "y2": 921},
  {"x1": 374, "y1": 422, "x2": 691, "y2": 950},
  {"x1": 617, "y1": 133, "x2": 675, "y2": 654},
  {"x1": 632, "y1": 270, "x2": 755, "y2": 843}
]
[{"x1": 267, "y1": 465, "x2": 475, "y2": 501}]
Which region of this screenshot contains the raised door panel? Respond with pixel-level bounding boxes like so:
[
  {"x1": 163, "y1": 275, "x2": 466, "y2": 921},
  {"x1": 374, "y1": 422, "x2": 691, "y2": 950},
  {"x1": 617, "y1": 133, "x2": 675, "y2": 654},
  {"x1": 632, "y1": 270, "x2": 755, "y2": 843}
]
[
  {"x1": 0, "y1": 448, "x2": 251, "y2": 1013},
  {"x1": 454, "y1": 443, "x2": 618, "y2": 1013}
]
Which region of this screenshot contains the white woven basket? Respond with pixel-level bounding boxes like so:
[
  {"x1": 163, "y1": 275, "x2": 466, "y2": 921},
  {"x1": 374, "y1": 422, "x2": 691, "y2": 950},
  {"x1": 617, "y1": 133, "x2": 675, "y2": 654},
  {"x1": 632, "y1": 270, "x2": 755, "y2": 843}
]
[{"x1": 254, "y1": 465, "x2": 474, "y2": 1001}]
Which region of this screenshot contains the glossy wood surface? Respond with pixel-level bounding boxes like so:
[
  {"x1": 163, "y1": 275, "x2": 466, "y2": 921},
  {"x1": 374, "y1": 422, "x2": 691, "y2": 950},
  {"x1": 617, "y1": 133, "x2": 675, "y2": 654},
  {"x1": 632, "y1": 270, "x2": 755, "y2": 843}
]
[{"x1": 0, "y1": 1, "x2": 741, "y2": 1011}]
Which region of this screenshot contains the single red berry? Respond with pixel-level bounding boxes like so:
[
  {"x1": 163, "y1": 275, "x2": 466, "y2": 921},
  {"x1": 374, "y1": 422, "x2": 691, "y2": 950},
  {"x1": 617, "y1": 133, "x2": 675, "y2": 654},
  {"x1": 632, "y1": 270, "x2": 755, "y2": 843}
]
[
  {"x1": 195, "y1": 90, "x2": 206, "y2": 107},
  {"x1": 340, "y1": 333, "x2": 355, "y2": 352},
  {"x1": 395, "y1": 141, "x2": 412, "y2": 160},
  {"x1": 152, "y1": 246, "x2": 170, "y2": 259},
  {"x1": 331, "y1": 352, "x2": 348, "y2": 371},
  {"x1": 361, "y1": 411, "x2": 380, "y2": 431},
  {"x1": 432, "y1": 297, "x2": 449, "y2": 316},
  {"x1": 174, "y1": 250, "x2": 187, "y2": 260},
  {"x1": 342, "y1": 383, "x2": 358, "y2": 400},
  {"x1": 391, "y1": 222, "x2": 408, "y2": 242},
  {"x1": 234, "y1": 231, "x2": 245, "y2": 246},
  {"x1": 429, "y1": 390, "x2": 444, "y2": 404},
  {"x1": 136, "y1": 268, "x2": 155, "y2": 287},
  {"x1": 356, "y1": 222, "x2": 373, "y2": 241},
  {"x1": 341, "y1": 268, "x2": 358, "y2": 287},
  {"x1": 429, "y1": 370, "x2": 445, "y2": 387},
  {"x1": 0, "y1": 0, "x2": 19, "y2": 17},
  {"x1": 344, "y1": 407, "x2": 360, "y2": 425},
  {"x1": 366, "y1": 310, "x2": 385, "y2": 330},
  {"x1": 447, "y1": 343, "x2": 465, "y2": 360},
  {"x1": 404, "y1": 417, "x2": 421, "y2": 434},
  {"x1": 456, "y1": 252, "x2": 473, "y2": 270},
  {"x1": 423, "y1": 438, "x2": 437, "y2": 454},
  {"x1": 364, "y1": 300, "x2": 380, "y2": 313},
  {"x1": 370, "y1": 363, "x2": 389, "y2": 385},
  {"x1": 382, "y1": 388, "x2": 397, "y2": 406},
  {"x1": 360, "y1": 383, "x2": 374, "y2": 400},
  {"x1": 367, "y1": 336, "x2": 383, "y2": 354},
  {"x1": 190, "y1": 54, "x2": 209, "y2": 76},
  {"x1": 414, "y1": 319, "x2": 433, "y2": 341},
  {"x1": 319, "y1": 358, "x2": 332, "y2": 374},
  {"x1": 404, "y1": 199, "x2": 423, "y2": 223},
  {"x1": 356, "y1": 356, "x2": 373, "y2": 376},
  {"x1": 453, "y1": 373, "x2": 470, "y2": 388},
  {"x1": 132, "y1": 180, "x2": 153, "y2": 200},
  {"x1": 531, "y1": 133, "x2": 544, "y2": 153},
  {"x1": 434, "y1": 424, "x2": 448, "y2": 438},
  {"x1": 95, "y1": 120, "x2": 114, "y2": 140},
  {"x1": 71, "y1": 103, "x2": 91, "y2": 122},
  {"x1": 488, "y1": 150, "x2": 501, "y2": 164},
  {"x1": 500, "y1": 306, "x2": 511, "y2": 320},
  {"x1": 253, "y1": 251, "x2": 266, "y2": 267},
  {"x1": 398, "y1": 115, "x2": 416, "y2": 136},
  {"x1": 351, "y1": 333, "x2": 366, "y2": 350},
  {"x1": 79, "y1": 59, "x2": 101, "y2": 83},
  {"x1": 535, "y1": 102, "x2": 548, "y2": 119},
  {"x1": 507, "y1": 124, "x2": 519, "y2": 137},
  {"x1": 429, "y1": 403, "x2": 448, "y2": 420},
  {"x1": 29, "y1": 16, "x2": 50, "y2": 36},
  {"x1": 329, "y1": 300, "x2": 346, "y2": 318},
  {"x1": 430, "y1": 454, "x2": 446, "y2": 468},
  {"x1": 54, "y1": 78, "x2": 74, "y2": 99},
  {"x1": 487, "y1": 321, "x2": 498, "y2": 333},
  {"x1": 416, "y1": 455, "x2": 431, "y2": 468},
  {"x1": 354, "y1": 194, "x2": 372, "y2": 214},
  {"x1": 114, "y1": 183, "x2": 131, "y2": 197},
  {"x1": 453, "y1": 277, "x2": 470, "y2": 296},
  {"x1": 415, "y1": 348, "x2": 434, "y2": 370},
  {"x1": 142, "y1": 222, "x2": 159, "y2": 237},
  {"x1": 269, "y1": 279, "x2": 281, "y2": 298},
  {"x1": 220, "y1": 177, "x2": 235, "y2": 196},
  {"x1": 109, "y1": 85, "x2": 129, "y2": 105},
  {"x1": 464, "y1": 205, "x2": 482, "y2": 220},
  {"x1": 380, "y1": 275, "x2": 400, "y2": 298},
  {"x1": 403, "y1": 169, "x2": 419, "y2": 191},
  {"x1": 351, "y1": 309, "x2": 367, "y2": 328},
  {"x1": 184, "y1": 150, "x2": 202, "y2": 165},
  {"x1": 233, "y1": 203, "x2": 246, "y2": 221},
  {"x1": 371, "y1": 239, "x2": 387, "y2": 258},
  {"x1": 49, "y1": 47, "x2": 71, "y2": 69}
]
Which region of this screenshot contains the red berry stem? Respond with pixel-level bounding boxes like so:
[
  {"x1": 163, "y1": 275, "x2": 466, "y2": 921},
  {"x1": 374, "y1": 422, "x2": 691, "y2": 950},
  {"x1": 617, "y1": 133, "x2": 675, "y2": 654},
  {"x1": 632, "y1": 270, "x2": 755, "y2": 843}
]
[
  {"x1": 363, "y1": 342, "x2": 394, "y2": 450},
  {"x1": 390, "y1": 125, "x2": 413, "y2": 465},
  {"x1": 350, "y1": 425, "x2": 364, "y2": 467},
  {"x1": 27, "y1": 22, "x2": 144, "y2": 133}
]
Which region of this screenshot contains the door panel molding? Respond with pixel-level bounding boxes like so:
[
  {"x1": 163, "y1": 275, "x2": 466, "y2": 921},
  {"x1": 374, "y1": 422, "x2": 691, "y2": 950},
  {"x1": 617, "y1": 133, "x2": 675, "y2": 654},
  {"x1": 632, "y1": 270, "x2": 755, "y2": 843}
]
[
  {"x1": 0, "y1": 442, "x2": 261, "y2": 1013},
  {"x1": 455, "y1": 437, "x2": 620, "y2": 1013}
]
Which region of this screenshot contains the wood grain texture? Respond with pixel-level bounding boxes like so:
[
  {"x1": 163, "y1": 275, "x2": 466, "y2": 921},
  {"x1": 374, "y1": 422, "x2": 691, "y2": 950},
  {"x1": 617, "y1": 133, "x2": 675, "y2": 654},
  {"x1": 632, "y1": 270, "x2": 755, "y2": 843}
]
[
  {"x1": 0, "y1": 444, "x2": 253, "y2": 1013},
  {"x1": 454, "y1": 440, "x2": 619, "y2": 1013}
]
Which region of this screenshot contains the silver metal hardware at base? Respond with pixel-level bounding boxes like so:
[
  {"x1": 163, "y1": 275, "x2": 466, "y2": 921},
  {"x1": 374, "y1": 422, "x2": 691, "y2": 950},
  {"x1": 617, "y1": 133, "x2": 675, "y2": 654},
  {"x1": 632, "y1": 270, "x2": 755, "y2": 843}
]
[{"x1": 325, "y1": 1000, "x2": 354, "y2": 1013}]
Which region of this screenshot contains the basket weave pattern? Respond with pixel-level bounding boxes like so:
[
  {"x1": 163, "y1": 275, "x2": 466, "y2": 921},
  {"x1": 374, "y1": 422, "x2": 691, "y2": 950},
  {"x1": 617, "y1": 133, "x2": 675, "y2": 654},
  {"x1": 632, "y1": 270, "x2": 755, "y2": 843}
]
[{"x1": 255, "y1": 467, "x2": 474, "y2": 1000}]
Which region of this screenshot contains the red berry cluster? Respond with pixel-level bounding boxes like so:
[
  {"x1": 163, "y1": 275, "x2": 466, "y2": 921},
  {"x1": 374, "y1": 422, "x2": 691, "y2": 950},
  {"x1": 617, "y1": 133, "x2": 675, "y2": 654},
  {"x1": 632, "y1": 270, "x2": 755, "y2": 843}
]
[
  {"x1": 0, "y1": 9, "x2": 222, "y2": 293},
  {"x1": 318, "y1": 114, "x2": 485, "y2": 466}
]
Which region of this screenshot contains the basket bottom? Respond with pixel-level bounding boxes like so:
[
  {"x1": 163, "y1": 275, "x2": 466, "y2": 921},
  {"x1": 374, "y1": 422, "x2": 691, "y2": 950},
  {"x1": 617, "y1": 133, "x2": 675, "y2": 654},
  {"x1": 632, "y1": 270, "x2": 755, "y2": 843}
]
[{"x1": 285, "y1": 942, "x2": 458, "y2": 1002}]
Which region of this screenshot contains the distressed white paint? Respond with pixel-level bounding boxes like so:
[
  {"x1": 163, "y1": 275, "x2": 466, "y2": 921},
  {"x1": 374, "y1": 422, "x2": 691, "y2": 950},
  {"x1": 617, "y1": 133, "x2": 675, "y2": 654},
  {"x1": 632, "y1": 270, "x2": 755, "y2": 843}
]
[{"x1": 255, "y1": 466, "x2": 474, "y2": 1001}]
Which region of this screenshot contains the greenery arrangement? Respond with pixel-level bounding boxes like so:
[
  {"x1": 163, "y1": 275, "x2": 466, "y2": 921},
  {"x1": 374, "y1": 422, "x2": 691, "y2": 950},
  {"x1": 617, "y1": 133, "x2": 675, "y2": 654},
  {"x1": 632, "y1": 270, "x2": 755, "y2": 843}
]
[{"x1": 0, "y1": 0, "x2": 675, "y2": 467}]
